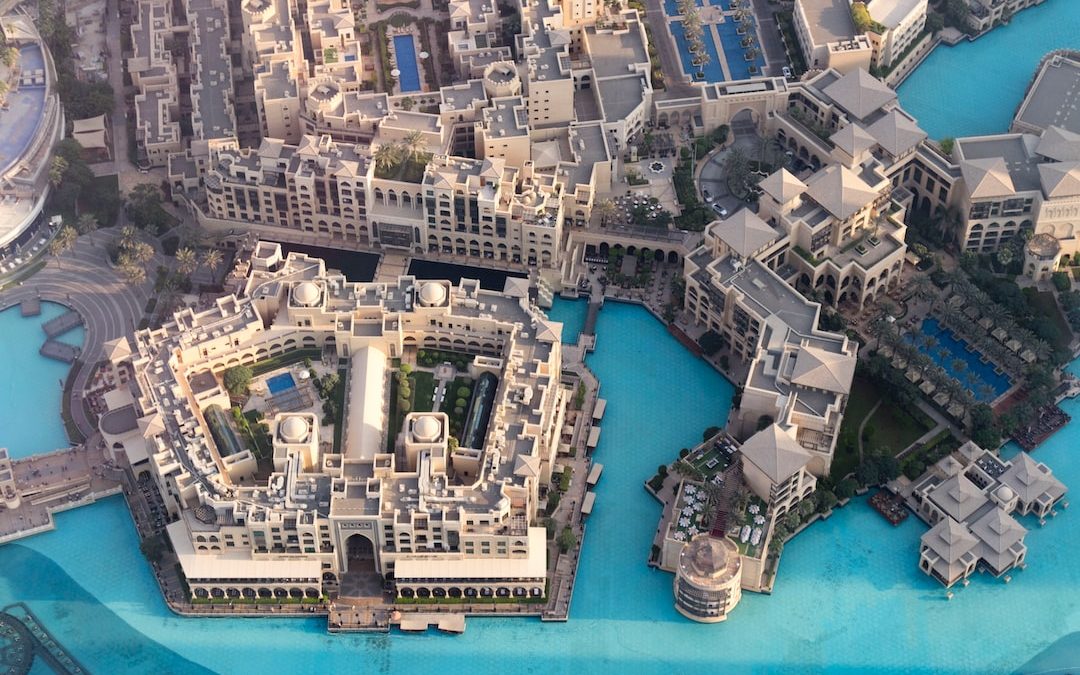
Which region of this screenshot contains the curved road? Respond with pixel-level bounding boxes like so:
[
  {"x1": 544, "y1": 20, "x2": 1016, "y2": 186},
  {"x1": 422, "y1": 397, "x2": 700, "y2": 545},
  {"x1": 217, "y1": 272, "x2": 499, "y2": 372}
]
[{"x1": 0, "y1": 229, "x2": 156, "y2": 437}]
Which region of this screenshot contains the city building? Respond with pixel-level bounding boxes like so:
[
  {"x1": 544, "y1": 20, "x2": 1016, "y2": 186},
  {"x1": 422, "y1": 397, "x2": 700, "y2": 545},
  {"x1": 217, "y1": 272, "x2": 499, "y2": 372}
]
[
  {"x1": 97, "y1": 242, "x2": 569, "y2": 603},
  {"x1": 910, "y1": 441, "x2": 1067, "y2": 587},
  {"x1": 864, "y1": 0, "x2": 928, "y2": 70},
  {"x1": 963, "y1": 0, "x2": 1045, "y2": 35},
  {"x1": 673, "y1": 534, "x2": 743, "y2": 623},
  {"x1": 792, "y1": 0, "x2": 873, "y2": 74}
]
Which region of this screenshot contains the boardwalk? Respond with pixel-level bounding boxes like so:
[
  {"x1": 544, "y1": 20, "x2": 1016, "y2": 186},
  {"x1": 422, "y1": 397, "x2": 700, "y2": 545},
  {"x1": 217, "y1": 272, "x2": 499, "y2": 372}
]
[
  {"x1": 40, "y1": 339, "x2": 80, "y2": 363},
  {"x1": 19, "y1": 296, "x2": 39, "y2": 316}
]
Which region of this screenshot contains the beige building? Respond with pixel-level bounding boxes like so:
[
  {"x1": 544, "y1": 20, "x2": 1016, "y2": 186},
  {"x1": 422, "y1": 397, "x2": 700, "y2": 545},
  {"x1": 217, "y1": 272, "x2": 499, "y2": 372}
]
[
  {"x1": 98, "y1": 242, "x2": 568, "y2": 601},
  {"x1": 673, "y1": 534, "x2": 743, "y2": 623},
  {"x1": 793, "y1": 0, "x2": 873, "y2": 73},
  {"x1": 865, "y1": 0, "x2": 928, "y2": 70}
]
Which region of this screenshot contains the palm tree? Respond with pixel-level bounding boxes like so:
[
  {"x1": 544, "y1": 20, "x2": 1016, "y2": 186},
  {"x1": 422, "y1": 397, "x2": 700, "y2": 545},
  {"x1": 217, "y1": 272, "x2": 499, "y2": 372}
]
[
  {"x1": 372, "y1": 142, "x2": 402, "y2": 173},
  {"x1": 176, "y1": 247, "x2": 198, "y2": 276},
  {"x1": 48, "y1": 225, "x2": 77, "y2": 268},
  {"x1": 76, "y1": 213, "x2": 98, "y2": 235},
  {"x1": 118, "y1": 225, "x2": 138, "y2": 251},
  {"x1": 982, "y1": 303, "x2": 1009, "y2": 330},
  {"x1": 201, "y1": 248, "x2": 224, "y2": 276},
  {"x1": 49, "y1": 156, "x2": 68, "y2": 187},
  {"x1": 951, "y1": 358, "x2": 967, "y2": 375},
  {"x1": 401, "y1": 130, "x2": 425, "y2": 164},
  {"x1": 594, "y1": 199, "x2": 617, "y2": 227},
  {"x1": 119, "y1": 259, "x2": 147, "y2": 286}
]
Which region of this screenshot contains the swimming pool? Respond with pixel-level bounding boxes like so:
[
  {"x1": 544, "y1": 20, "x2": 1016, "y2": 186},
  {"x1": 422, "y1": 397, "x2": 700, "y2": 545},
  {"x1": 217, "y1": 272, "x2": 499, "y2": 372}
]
[
  {"x1": 910, "y1": 317, "x2": 1012, "y2": 402},
  {"x1": 0, "y1": 302, "x2": 84, "y2": 458},
  {"x1": 392, "y1": 35, "x2": 422, "y2": 93},
  {"x1": 0, "y1": 45, "x2": 48, "y2": 176},
  {"x1": 266, "y1": 372, "x2": 297, "y2": 395},
  {"x1": 670, "y1": 21, "x2": 725, "y2": 83},
  {"x1": 715, "y1": 18, "x2": 765, "y2": 80}
]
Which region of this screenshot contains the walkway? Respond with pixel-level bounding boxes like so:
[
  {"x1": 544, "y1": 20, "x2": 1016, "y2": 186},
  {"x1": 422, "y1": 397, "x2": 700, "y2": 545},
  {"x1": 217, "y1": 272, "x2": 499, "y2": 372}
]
[
  {"x1": 856, "y1": 400, "x2": 882, "y2": 460},
  {"x1": 642, "y1": 0, "x2": 699, "y2": 100},
  {"x1": 0, "y1": 229, "x2": 157, "y2": 437}
]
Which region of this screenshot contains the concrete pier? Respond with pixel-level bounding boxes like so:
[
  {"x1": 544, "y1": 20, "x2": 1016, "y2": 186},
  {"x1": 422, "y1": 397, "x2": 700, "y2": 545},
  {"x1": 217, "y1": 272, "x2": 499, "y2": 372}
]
[
  {"x1": 39, "y1": 339, "x2": 80, "y2": 363},
  {"x1": 41, "y1": 309, "x2": 82, "y2": 338},
  {"x1": 0, "y1": 444, "x2": 123, "y2": 545},
  {"x1": 19, "y1": 297, "x2": 40, "y2": 316}
]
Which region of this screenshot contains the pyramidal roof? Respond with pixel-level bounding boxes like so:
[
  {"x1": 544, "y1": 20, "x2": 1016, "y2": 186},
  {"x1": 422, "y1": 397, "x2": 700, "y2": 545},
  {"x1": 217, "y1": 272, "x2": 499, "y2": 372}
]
[
  {"x1": 960, "y1": 157, "x2": 1016, "y2": 199},
  {"x1": 712, "y1": 209, "x2": 778, "y2": 258},
  {"x1": 866, "y1": 109, "x2": 927, "y2": 157},
  {"x1": 822, "y1": 69, "x2": 896, "y2": 120},
  {"x1": 830, "y1": 123, "x2": 877, "y2": 157},
  {"x1": 922, "y1": 517, "x2": 978, "y2": 560},
  {"x1": 1035, "y1": 126, "x2": 1080, "y2": 162},
  {"x1": 790, "y1": 344, "x2": 855, "y2": 394},
  {"x1": 758, "y1": 168, "x2": 807, "y2": 203},
  {"x1": 1038, "y1": 161, "x2": 1080, "y2": 198},
  {"x1": 740, "y1": 424, "x2": 811, "y2": 484},
  {"x1": 804, "y1": 164, "x2": 878, "y2": 219}
]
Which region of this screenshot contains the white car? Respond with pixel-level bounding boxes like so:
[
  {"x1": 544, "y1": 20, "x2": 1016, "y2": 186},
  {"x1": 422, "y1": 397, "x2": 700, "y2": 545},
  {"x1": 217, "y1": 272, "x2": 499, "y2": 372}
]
[
  {"x1": 782, "y1": 66, "x2": 792, "y2": 79},
  {"x1": 712, "y1": 204, "x2": 728, "y2": 217}
]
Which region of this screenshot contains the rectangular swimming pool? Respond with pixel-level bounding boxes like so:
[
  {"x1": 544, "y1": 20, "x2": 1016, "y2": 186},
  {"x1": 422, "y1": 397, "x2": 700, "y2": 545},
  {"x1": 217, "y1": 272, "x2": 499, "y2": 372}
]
[
  {"x1": 392, "y1": 35, "x2": 422, "y2": 93},
  {"x1": 670, "y1": 21, "x2": 725, "y2": 84},
  {"x1": 266, "y1": 372, "x2": 297, "y2": 395},
  {"x1": 910, "y1": 317, "x2": 1012, "y2": 402},
  {"x1": 715, "y1": 18, "x2": 765, "y2": 80}
]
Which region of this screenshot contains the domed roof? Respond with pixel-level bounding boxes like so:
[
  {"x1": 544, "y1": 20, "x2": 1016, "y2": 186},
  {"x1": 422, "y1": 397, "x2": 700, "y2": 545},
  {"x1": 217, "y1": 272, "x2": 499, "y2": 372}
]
[
  {"x1": 293, "y1": 281, "x2": 321, "y2": 306},
  {"x1": 418, "y1": 282, "x2": 447, "y2": 307},
  {"x1": 996, "y1": 485, "x2": 1015, "y2": 502},
  {"x1": 413, "y1": 415, "x2": 441, "y2": 442},
  {"x1": 280, "y1": 416, "x2": 309, "y2": 443}
]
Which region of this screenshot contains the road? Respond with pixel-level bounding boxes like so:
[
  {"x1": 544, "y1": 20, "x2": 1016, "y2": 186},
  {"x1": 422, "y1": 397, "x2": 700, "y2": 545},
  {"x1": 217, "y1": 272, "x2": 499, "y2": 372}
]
[{"x1": 748, "y1": 0, "x2": 790, "y2": 77}]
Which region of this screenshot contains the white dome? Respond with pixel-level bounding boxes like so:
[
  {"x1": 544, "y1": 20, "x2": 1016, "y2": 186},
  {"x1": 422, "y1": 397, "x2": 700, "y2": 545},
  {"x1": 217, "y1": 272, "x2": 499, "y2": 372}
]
[
  {"x1": 996, "y1": 485, "x2": 1015, "y2": 503},
  {"x1": 413, "y1": 415, "x2": 441, "y2": 442},
  {"x1": 418, "y1": 282, "x2": 447, "y2": 307},
  {"x1": 293, "y1": 281, "x2": 320, "y2": 306},
  {"x1": 280, "y1": 416, "x2": 309, "y2": 443}
]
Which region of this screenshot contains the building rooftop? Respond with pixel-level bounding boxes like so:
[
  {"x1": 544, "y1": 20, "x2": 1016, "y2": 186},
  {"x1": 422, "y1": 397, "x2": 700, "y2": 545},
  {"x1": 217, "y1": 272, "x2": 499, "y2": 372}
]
[
  {"x1": 821, "y1": 68, "x2": 896, "y2": 121},
  {"x1": 867, "y1": 0, "x2": 925, "y2": 29},
  {"x1": 740, "y1": 424, "x2": 811, "y2": 484},
  {"x1": 1014, "y1": 55, "x2": 1080, "y2": 134},
  {"x1": 798, "y1": 0, "x2": 858, "y2": 46}
]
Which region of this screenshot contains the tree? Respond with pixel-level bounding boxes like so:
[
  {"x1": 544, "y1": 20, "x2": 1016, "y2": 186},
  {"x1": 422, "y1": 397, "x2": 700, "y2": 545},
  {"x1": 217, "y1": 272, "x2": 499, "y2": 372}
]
[
  {"x1": 176, "y1": 247, "x2": 198, "y2": 277},
  {"x1": 1, "y1": 46, "x2": 16, "y2": 68},
  {"x1": 836, "y1": 478, "x2": 858, "y2": 500},
  {"x1": 118, "y1": 259, "x2": 147, "y2": 285},
  {"x1": 657, "y1": 464, "x2": 668, "y2": 477},
  {"x1": 400, "y1": 96, "x2": 414, "y2": 111},
  {"x1": 797, "y1": 498, "x2": 816, "y2": 519},
  {"x1": 49, "y1": 156, "x2": 69, "y2": 187},
  {"x1": 401, "y1": 130, "x2": 426, "y2": 163},
  {"x1": 373, "y1": 142, "x2": 402, "y2": 173},
  {"x1": 126, "y1": 183, "x2": 171, "y2": 233},
  {"x1": 201, "y1": 248, "x2": 224, "y2": 277},
  {"x1": 698, "y1": 330, "x2": 724, "y2": 355},
  {"x1": 76, "y1": 213, "x2": 98, "y2": 234},
  {"x1": 557, "y1": 526, "x2": 577, "y2": 553},
  {"x1": 816, "y1": 489, "x2": 838, "y2": 513},
  {"x1": 702, "y1": 426, "x2": 721, "y2": 442},
  {"x1": 223, "y1": 366, "x2": 253, "y2": 397},
  {"x1": 926, "y1": 10, "x2": 945, "y2": 34},
  {"x1": 48, "y1": 225, "x2": 78, "y2": 266},
  {"x1": 594, "y1": 199, "x2": 618, "y2": 226}
]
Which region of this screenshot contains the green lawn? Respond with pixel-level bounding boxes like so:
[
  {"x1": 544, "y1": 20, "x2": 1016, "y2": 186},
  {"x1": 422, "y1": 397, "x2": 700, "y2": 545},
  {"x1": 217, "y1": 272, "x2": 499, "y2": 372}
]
[
  {"x1": 831, "y1": 375, "x2": 883, "y2": 480},
  {"x1": 412, "y1": 371, "x2": 436, "y2": 413},
  {"x1": 864, "y1": 401, "x2": 932, "y2": 454},
  {"x1": 1030, "y1": 291, "x2": 1072, "y2": 353}
]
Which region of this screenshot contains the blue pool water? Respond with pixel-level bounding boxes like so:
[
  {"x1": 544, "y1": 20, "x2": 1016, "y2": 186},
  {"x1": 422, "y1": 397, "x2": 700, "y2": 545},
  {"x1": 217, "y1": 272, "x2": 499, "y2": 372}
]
[
  {"x1": 663, "y1": 0, "x2": 702, "y2": 17},
  {"x1": 715, "y1": 18, "x2": 765, "y2": 80},
  {"x1": 909, "y1": 317, "x2": 1012, "y2": 402},
  {"x1": 897, "y1": 0, "x2": 1080, "y2": 139},
  {"x1": 266, "y1": 372, "x2": 296, "y2": 395},
  {"x1": 546, "y1": 297, "x2": 588, "y2": 345},
  {"x1": 392, "y1": 35, "x2": 422, "y2": 93},
  {"x1": 1, "y1": 302, "x2": 1080, "y2": 672},
  {"x1": 0, "y1": 302, "x2": 84, "y2": 458},
  {"x1": 0, "y1": 45, "x2": 48, "y2": 175},
  {"x1": 670, "y1": 21, "x2": 725, "y2": 83}
]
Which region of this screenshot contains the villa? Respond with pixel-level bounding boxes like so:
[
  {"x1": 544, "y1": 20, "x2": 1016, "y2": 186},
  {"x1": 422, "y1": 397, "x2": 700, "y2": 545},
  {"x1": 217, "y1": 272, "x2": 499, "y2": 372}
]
[
  {"x1": 97, "y1": 242, "x2": 570, "y2": 606},
  {"x1": 907, "y1": 441, "x2": 1067, "y2": 587}
]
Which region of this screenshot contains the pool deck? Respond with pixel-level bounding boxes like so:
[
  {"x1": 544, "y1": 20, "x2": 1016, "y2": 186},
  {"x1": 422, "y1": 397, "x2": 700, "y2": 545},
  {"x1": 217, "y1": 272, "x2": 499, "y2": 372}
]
[{"x1": 0, "y1": 442, "x2": 123, "y2": 545}]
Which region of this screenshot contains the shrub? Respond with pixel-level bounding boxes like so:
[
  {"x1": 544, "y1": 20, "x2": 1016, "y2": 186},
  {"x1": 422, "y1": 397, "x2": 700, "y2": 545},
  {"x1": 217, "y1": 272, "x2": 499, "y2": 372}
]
[
  {"x1": 223, "y1": 366, "x2": 253, "y2": 397},
  {"x1": 398, "y1": 399, "x2": 412, "y2": 413},
  {"x1": 400, "y1": 363, "x2": 412, "y2": 375},
  {"x1": 557, "y1": 527, "x2": 577, "y2": 553},
  {"x1": 457, "y1": 386, "x2": 471, "y2": 398},
  {"x1": 455, "y1": 397, "x2": 468, "y2": 409},
  {"x1": 545, "y1": 491, "x2": 561, "y2": 516},
  {"x1": 679, "y1": 448, "x2": 690, "y2": 458},
  {"x1": 1052, "y1": 271, "x2": 1071, "y2": 292}
]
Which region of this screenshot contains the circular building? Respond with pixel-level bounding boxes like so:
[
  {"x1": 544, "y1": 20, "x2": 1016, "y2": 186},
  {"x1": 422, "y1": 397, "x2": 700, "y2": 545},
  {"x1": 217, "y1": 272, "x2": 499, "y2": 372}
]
[
  {"x1": 1024, "y1": 233, "x2": 1061, "y2": 282},
  {"x1": 674, "y1": 534, "x2": 742, "y2": 623},
  {"x1": 482, "y1": 61, "x2": 521, "y2": 98}
]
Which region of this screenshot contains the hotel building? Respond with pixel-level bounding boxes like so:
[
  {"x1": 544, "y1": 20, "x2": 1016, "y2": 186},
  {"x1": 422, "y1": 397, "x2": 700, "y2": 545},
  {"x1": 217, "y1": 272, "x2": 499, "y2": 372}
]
[{"x1": 97, "y1": 242, "x2": 569, "y2": 602}]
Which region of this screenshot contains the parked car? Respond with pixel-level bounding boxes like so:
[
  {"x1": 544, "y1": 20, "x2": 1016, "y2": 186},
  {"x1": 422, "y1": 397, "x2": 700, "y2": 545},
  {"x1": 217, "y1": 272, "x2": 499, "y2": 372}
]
[
  {"x1": 702, "y1": 189, "x2": 713, "y2": 203},
  {"x1": 712, "y1": 203, "x2": 728, "y2": 217},
  {"x1": 782, "y1": 66, "x2": 792, "y2": 79}
]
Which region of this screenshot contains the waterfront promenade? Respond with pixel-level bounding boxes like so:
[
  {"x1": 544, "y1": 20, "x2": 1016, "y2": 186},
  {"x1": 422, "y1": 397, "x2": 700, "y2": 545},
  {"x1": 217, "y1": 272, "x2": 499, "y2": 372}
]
[{"x1": 0, "y1": 442, "x2": 123, "y2": 544}]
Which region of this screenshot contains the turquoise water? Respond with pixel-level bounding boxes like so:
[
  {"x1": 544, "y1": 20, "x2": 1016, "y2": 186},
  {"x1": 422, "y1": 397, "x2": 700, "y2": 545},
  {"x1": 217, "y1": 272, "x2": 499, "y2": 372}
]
[
  {"x1": 897, "y1": 0, "x2": 1080, "y2": 139},
  {"x1": 546, "y1": 297, "x2": 588, "y2": 345},
  {"x1": 2, "y1": 301, "x2": 1080, "y2": 672},
  {"x1": 0, "y1": 302, "x2": 84, "y2": 458}
]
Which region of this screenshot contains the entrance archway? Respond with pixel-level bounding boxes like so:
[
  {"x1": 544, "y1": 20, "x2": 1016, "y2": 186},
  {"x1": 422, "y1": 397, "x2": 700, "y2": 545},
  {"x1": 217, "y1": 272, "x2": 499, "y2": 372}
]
[{"x1": 345, "y1": 533, "x2": 376, "y2": 573}]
